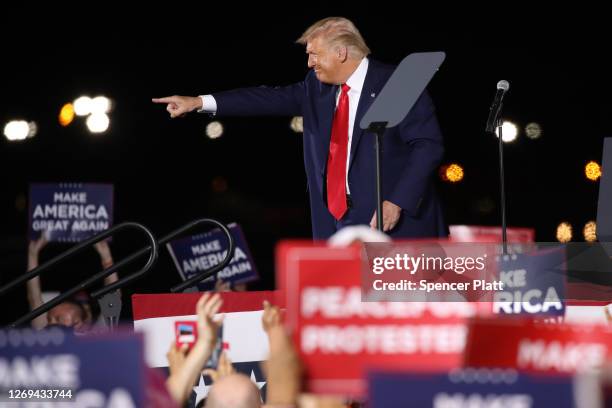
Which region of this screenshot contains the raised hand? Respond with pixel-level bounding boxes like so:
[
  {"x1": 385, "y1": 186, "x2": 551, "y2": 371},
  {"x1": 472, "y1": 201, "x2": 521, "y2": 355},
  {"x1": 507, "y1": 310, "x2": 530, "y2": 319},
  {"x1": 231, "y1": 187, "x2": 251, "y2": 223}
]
[
  {"x1": 152, "y1": 95, "x2": 202, "y2": 118},
  {"x1": 195, "y1": 292, "x2": 224, "y2": 348}
]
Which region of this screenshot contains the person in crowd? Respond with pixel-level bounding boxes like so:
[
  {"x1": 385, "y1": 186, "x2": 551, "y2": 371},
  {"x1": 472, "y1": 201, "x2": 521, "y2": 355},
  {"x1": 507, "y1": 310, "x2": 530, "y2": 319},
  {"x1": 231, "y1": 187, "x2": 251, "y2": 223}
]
[
  {"x1": 261, "y1": 299, "x2": 351, "y2": 408},
  {"x1": 26, "y1": 233, "x2": 119, "y2": 331},
  {"x1": 205, "y1": 373, "x2": 262, "y2": 408}
]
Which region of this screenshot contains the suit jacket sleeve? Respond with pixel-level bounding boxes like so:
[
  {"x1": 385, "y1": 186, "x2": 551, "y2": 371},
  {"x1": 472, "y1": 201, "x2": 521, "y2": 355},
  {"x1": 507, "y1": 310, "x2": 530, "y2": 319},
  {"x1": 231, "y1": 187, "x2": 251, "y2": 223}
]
[
  {"x1": 388, "y1": 90, "x2": 445, "y2": 216},
  {"x1": 211, "y1": 73, "x2": 310, "y2": 117}
]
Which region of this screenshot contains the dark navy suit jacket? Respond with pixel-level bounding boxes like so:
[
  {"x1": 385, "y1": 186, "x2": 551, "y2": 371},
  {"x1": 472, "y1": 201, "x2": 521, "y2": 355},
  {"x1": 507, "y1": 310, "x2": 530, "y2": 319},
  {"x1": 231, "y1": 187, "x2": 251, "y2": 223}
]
[{"x1": 213, "y1": 59, "x2": 447, "y2": 239}]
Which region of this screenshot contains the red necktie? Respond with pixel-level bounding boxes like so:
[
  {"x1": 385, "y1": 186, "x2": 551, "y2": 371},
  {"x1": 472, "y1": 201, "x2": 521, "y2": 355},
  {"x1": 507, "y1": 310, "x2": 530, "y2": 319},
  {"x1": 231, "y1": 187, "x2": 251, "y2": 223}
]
[{"x1": 327, "y1": 84, "x2": 350, "y2": 220}]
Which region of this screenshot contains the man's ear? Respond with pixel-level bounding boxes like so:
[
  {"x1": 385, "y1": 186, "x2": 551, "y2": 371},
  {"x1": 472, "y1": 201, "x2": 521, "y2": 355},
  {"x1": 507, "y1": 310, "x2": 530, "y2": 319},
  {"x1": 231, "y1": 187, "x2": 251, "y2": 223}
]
[{"x1": 337, "y1": 46, "x2": 348, "y2": 62}]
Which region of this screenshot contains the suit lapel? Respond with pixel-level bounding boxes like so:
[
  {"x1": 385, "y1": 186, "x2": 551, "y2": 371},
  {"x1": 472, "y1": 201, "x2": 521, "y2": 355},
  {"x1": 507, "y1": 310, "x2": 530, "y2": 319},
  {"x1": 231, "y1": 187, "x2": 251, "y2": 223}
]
[
  {"x1": 318, "y1": 82, "x2": 338, "y2": 175},
  {"x1": 348, "y1": 61, "x2": 386, "y2": 172}
]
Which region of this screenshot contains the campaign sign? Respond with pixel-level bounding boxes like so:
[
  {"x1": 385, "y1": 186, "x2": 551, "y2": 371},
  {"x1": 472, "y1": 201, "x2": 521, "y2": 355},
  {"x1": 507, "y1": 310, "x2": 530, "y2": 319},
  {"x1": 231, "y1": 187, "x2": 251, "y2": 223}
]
[
  {"x1": 167, "y1": 223, "x2": 259, "y2": 290},
  {"x1": 276, "y1": 241, "x2": 490, "y2": 397},
  {"x1": 368, "y1": 370, "x2": 586, "y2": 408},
  {"x1": 0, "y1": 327, "x2": 144, "y2": 406},
  {"x1": 464, "y1": 317, "x2": 612, "y2": 374},
  {"x1": 29, "y1": 183, "x2": 114, "y2": 242},
  {"x1": 450, "y1": 225, "x2": 535, "y2": 243},
  {"x1": 493, "y1": 247, "x2": 566, "y2": 316}
]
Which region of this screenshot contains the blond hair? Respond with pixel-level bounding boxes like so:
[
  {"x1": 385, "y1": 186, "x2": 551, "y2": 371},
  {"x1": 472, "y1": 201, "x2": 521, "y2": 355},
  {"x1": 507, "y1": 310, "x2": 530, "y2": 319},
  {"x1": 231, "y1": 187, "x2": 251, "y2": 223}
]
[{"x1": 296, "y1": 17, "x2": 371, "y2": 59}]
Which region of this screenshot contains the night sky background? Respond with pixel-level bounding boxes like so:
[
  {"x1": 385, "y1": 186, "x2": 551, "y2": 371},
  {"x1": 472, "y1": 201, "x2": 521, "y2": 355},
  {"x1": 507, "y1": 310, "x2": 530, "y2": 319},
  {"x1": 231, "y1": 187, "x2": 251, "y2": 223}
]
[{"x1": 1, "y1": 5, "x2": 611, "y2": 324}]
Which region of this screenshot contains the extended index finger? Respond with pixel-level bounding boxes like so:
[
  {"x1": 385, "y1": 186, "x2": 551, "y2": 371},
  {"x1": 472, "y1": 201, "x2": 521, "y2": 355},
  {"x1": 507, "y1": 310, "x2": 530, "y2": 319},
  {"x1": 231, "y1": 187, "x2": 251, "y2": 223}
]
[{"x1": 152, "y1": 96, "x2": 176, "y2": 103}]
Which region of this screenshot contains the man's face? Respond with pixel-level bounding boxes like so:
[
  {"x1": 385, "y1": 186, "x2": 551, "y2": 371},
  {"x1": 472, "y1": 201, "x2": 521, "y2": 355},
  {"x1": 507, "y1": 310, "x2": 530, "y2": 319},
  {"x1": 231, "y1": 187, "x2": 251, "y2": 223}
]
[
  {"x1": 306, "y1": 36, "x2": 342, "y2": 84},
  {"x1": 48, "y1": 302, "x2": 84, "y2": 330}
]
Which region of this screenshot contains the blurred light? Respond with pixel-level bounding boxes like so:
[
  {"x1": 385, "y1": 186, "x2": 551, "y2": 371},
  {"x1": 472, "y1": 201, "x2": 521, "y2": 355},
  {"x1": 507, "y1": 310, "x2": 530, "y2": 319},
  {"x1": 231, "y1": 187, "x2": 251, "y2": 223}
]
[
  {"x1": 290, "y1": 116, "x2": 303, "y2": 133},
  {"x1": 525, "y1": 122, "x2": 542, "y2": 139},
  {"x1": 3, "y1": 120, "x2": 29, "y2": 141},
  {"x1": 439, "y1": 163, "x2": 464, "y2": 183},
  {"x1": 583, "y1": 221, "x2": 597, "y2": 242},
  {"x1": 212, "y1": 176, "x2": 228, "y2": 193},
  {"x1": 91, "y1": 96, "x2": 112, "y2": 114},
  {"x1": 206, "y1": 121, "x2": 224, "y2": 139},
  {"x1": 27, "y1": 122, "x2": 38, "y2": 138},
  {"x1": 585, "y1": 161, "x2": 602, "y2": 181},
  {"x1": 86, "y1": 113, "x2": 110, "y2": 133},
  {"x1": 59, "y1": 103, "x2": 75, "y2": 126},
  {"x1": 73, "y1": 96, "x2": 93, "y2": 116},
  {"x1": 445, "y1": 163, "x2": 464, "y2": 183},
  {"x1": 556, "y1": 222, "x2": 573, "y2": 243},
  {"x1": 495, "y1": 121, "x2": 518, "y2": 143},
  {"x1": 439, "y1": 166, "x2": 448, "y2": 181}
]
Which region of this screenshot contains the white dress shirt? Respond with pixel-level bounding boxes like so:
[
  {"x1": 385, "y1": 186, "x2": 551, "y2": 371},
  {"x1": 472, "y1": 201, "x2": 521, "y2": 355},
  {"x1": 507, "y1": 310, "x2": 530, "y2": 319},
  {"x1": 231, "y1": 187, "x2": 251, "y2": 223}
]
[
  {"x1": 198, "y1": 57, "x2": 370, "y2": 194},
  {"x1": 338, "y1": 57, "x2": 368, "y2": 194}
]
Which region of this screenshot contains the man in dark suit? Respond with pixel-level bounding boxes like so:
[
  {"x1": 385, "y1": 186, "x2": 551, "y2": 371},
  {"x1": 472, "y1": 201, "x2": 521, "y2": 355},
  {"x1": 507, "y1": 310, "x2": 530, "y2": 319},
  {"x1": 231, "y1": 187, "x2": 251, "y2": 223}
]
[{"x1": 153, "y1": 17, "x2": 447, "y2": 240}]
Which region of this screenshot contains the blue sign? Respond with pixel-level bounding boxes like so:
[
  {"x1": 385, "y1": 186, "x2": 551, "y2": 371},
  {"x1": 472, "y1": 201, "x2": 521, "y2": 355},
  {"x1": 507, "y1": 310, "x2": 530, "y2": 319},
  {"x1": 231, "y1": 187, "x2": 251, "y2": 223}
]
[
  {"x1": 0, "y1": 328, "x2": 144, "y2": 406},
  {"x1": 494, "y1": 246, "x2": 566, "y2": 316},
  {"x1": 29, "y1": 183, "x2": 114, "y2": 242},
  {"x1": 167, "y1": 223, "x2": 259, "y2": 290},
  {"x1": 368, "y1": 370, "x2": 577, "y2": 408}
]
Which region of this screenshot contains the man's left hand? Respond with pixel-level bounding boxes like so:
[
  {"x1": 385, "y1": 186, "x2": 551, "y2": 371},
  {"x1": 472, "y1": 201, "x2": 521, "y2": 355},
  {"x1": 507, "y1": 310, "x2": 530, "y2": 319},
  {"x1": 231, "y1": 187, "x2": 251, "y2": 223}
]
[{"x1": 370, "y1": 200, "x2": 402, "y2": 232}]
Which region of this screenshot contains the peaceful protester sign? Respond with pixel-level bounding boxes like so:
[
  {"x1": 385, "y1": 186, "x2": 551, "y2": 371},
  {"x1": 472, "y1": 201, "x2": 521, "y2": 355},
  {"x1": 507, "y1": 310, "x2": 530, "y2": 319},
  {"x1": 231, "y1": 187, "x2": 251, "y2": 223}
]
[
  {"x1": 28, "y1": 183, "x2": 114, "y2": 242},
  {"x1": 276, "y1": 241, "x2": 492, "y2": 397}
]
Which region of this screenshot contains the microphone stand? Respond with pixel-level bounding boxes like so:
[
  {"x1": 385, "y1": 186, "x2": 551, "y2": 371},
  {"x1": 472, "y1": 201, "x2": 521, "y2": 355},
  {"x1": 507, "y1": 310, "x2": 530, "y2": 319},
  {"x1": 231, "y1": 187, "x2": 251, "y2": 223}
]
[
  {"x1": 486, "y1": 81, "x2": 510, "y2": 256},
  {"x1": 497, "y1": 118, "x2": 508, "y2": 255}
]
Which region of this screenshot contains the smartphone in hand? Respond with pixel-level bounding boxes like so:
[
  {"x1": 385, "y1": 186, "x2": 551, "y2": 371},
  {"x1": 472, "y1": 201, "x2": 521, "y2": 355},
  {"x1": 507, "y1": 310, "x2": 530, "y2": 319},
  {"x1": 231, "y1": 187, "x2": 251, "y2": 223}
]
[
  {"x1": 174, "y1": 320, "x2": 224, "y2": 368},
  {"x1": 205, "y1": 325, "x2": 224, "y2": 368},
  {"x1": 175, "y1": 321, "x2": 198, "y2": 350}
]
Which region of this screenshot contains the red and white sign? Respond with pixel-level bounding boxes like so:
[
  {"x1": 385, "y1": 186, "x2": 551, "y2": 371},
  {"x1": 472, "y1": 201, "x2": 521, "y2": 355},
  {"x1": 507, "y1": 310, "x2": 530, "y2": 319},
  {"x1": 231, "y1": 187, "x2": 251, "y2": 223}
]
[
  {"x1": 133, "y1": 291, "x2": 280, "y2": 407},
  {"x1": 276, "y1": 241, "x2": 488, "y2": 396},
  {"x1": 464, "y1": 317, "x2": 612, "y2": 374},
  {"x1": 449, "y1": 225, "x2": 535, "y2": 243},
  {"x1": 133, "y1": 291, "x2": 282, "y2": 368}
]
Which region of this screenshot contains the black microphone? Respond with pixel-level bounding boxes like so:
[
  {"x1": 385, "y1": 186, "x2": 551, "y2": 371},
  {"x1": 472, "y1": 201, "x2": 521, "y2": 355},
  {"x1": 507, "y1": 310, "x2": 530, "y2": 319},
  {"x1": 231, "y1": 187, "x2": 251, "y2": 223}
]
[{"x1": 485, "y1": 80, "x2": 510, "y2": 133}]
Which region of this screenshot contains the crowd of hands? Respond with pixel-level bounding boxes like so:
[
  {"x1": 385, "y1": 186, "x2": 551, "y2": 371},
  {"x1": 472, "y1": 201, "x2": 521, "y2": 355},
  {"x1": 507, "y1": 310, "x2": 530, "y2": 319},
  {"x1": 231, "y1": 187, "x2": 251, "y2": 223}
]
[
  {"x1": 167, "y1": 293, "x2": 357, "y2": 408},
  {"x1": 166, "y1": 294, "x2": 305, "y2": 407},
  {"x1": 25, "y1": 236, "x2": 354, "y2": 407}
]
